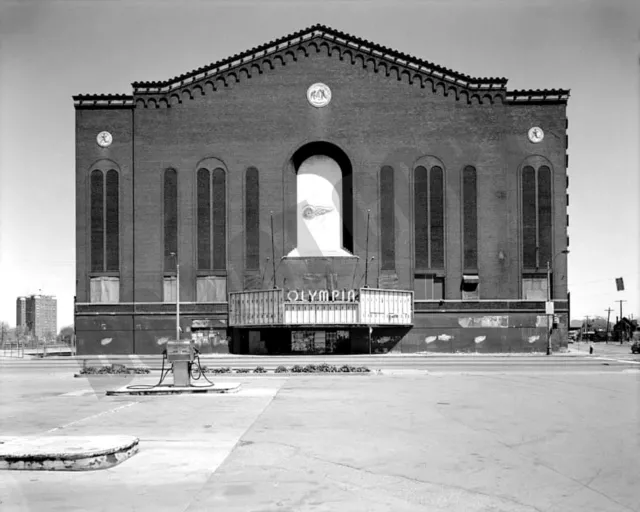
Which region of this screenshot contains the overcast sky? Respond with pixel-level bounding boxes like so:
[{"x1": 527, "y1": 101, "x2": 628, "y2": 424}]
[{"x1": 0, "y1": 0, "x2": 638, "y2": 329}]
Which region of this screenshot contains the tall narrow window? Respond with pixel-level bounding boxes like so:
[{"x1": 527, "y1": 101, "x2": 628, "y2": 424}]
[
  {"x1": 164, "y1": 169, "x2": 178, "y2": 271},
  {"x1": 105, "y1": 170, "x2": 119, "y2": 271},
  {"x1": 414, "y1": 166, "x2": 429, "y2": 268},
  {"x1": 538, "y1": 166, "x2": 552, "y2": 267},
  {"x1": 522, "y1": 166, "x2": 537, "y2": 268},
  {"x1": 462, "y1": 166, "x2": 477, "y2": 271},
  {"x1": 197, "y1": 168, "x2": 211, "y2": 269},
  {"x1": 90, "y1": 169, "x2": 119, "y2": 272},
  {"x1": 196, "y1": 162, "x2": 227, "y2": 302},
  {"x1": 522, "y1": 164, "x2": 553, "y2": 269},
  {"x1": 430, "y1": 166, "x2": 444, "y2": 269},
  {"x1": 212, "y1": 168, "x2": 226, "y2": 270},
  {"x1": 380, "y1": 166, "x2": 395, "y2": 270},
  {"x1": 90, "y1": 171, "x2": 104, "y2": 272},
  {"x1": 90, "y1": 167, "x2": 120, "y2": 303},
  {"x1": 245, "y1": 168, "x2": 260, "y2": 270},
  {"x1": 414, "y1": 164, "x2": 445, "y2": 269}
]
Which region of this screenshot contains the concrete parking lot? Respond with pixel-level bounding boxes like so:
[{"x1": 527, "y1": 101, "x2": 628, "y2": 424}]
[{"x1": 1, "y1": 361, "x2": 638, "y2": 512}]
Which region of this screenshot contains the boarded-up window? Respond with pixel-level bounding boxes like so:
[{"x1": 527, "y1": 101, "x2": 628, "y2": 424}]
[
  {"x1": 90, "y1": 276, "x2": 120, "y2": 303},
  {"x1": 163, "y1": 276, "x2": 177, "y2": 303},
  {"x1": 462, "y1": 166, "x2": 477, "y2": 271},
  {"x1": 245, "y1": 167, "x2": 260, "y2": 270},
  {"x1": 522, "y1": 276, "x2": 547, "y2": 300},
  {"x1": 414, "y1": 165, "x2": 445, "y2": 269},
  {"x1": 197, "y1": 168, "x2": 211, "y2": 269},
  {"x1": 90, "y1": 170, "x2": 104, "y2": 272},
  {"x1": 380, "y1": 166, "x2": 395, "y2": 270},
  {"x1": 164, "y1": 169, "x2": 178, "y2": 271},
  {"x1": 414, "y1": 275, "x2": 444, "y2": 300},
  {"x1": 196, "y1": 276, "x2": 227, "y2": 302}
]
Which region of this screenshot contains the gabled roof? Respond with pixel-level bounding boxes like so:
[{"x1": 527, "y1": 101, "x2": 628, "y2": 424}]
[{"x1": 74, "y1": 23, "x2": 569, "y2": 108}]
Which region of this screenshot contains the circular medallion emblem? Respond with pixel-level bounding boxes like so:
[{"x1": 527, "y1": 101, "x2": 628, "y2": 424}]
[
  {"x1": 307, "y1": 83, "x2": 331, "y2": 108},
  {"x1": 97, "y1": 131, "x2": 113, "y2": 148},
  {"x1": 528, "y1": 127, "x2": 544, "y2": 143}
]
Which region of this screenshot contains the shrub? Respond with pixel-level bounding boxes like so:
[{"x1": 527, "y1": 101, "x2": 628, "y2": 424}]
[
  {"x1": 253, "y1": 366, "x2": 267, "y2": 373},
  {"x1": 303, "y1": 364, "x2": 317, "y2": 373},
  {"x1": 235, "y1": 368, "x2": 251, "y2": 373},
  {"x1": 290, "y1": 364, "x2": 304, "y2": 373},
  {"x1": 209, "y1": 367, "x2": 231, "y2": 374},
  {"x1": 79, "y1": 364, "x2": 150, "y2": 375},
  {"x1": 316, "y1": 363, "x2": 337, "y2": 373},
  {"x1": 275, "y1": 365, "x2": 288, "y2": 373}
]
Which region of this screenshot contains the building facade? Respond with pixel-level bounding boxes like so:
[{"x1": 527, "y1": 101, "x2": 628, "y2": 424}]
[
  {"x1": 74, "y1": 25, "x2": 570, "y2": 355},
  {"x1": 16, "y1": 295, "x2": 57, "y2": 340}
]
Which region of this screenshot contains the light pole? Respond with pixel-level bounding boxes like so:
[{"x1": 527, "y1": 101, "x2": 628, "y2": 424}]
[
  {"x1": 546, "y1": 249, "x2": 569, "y2": 355},
  {"x1": 170, "y1": 252, "x2": 180, "y2": 342}
]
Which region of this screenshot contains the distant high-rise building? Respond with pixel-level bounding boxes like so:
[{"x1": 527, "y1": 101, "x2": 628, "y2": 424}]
[
  {"x1": 16, "y1": 297, "x2": 27, "y2": 329},
  {"x1": 16, "y1": 295, "x2": 57, "y2": 340}
]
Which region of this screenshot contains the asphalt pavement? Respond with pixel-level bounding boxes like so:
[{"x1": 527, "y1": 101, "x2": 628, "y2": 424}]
[{"x1": 1, "y1": 355, "x2": 638, "y2": 511}]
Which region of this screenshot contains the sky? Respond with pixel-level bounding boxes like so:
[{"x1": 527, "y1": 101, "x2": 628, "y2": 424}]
[{"x1": 0, "y1": 0, "x2": 639, "y2": 329}]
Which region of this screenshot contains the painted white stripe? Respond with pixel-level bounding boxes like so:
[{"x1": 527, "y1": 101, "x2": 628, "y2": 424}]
[{"x1": 45, "y1": 402, "x2": 138, "y2": 434}]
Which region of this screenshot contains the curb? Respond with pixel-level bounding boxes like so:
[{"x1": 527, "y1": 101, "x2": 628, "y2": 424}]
[
  {"x1": 0, "y1": 436, "x2": 139, "y2": 471},
  {"x1": 105, "y1": 382, "x2": 242, "y2": 396}
]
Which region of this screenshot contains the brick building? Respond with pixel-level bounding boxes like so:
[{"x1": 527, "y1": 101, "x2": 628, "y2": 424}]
[
  {"x1": 74, "y1": 25, "x2": 570, "y2": 355},
  {"x1": 16, "y1": 295, "x2": 57, "y2": 341}
]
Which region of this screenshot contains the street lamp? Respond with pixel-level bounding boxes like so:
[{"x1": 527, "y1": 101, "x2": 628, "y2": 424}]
[
  {"x1": 546, "y1": 249, "x2": 569, "y2": 355},
  {"x1": 170, "y1": 252, "x2": 180, "y2": 343}
]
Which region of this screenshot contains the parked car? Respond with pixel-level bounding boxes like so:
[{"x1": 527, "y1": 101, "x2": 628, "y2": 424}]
[{"x1": 631, "y1": 332, "x2": 640, "y2": 354}]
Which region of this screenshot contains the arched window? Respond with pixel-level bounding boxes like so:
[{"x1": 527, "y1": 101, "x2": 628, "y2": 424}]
[
  {"x1": 380, "y1": 166, "x2": 395, "y2": 270},
  {"x1": 245, "y1": 167, "x2": 260, "y2": 270},
  {"x1": 462, "y1": 166, "x2": 477, "y2": 271},
  {"x1": 196, "y1": 163, "x2": 227, "y2": 303},
  {"x1": 522, "y1": 164, "x2": 553, "y2": 269},
  {"x1": 90, "y1": 169, "x2": 119, "y2": 272},
  {"x1": 413, "y1": 164, "x2": 445, "y2": 269},
  {"x1": 163, "y1": 169, "x2": 178, "y2": 271}
]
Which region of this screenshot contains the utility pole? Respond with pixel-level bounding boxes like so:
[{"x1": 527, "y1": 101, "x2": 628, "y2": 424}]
[
  {"x1": 364, "y1": 209, "x2": 371, "y2": 288},
  {"x1": 546, "y1": 261, "x2": 552, "y2": 355},
  {"x1": 615, "y1": 300, "x2": 626, "y2": 322},
  {"x1": 616, "y1": 300, "x2": 627, "y2": 342},
  {"x1": 171, "y1": 252, "x2": 180, "y2": 342},
  {"x1": 584, "y1": 315, "x2": 589, "y2": 342},
  {"x1": 605, "y1": 308, "x2": 613, "y2": 342}
]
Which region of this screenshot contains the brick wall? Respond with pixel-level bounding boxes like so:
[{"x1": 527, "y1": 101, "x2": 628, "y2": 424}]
[{"x1": 75, "y1": 44, "x2": 568, "y2": 354}]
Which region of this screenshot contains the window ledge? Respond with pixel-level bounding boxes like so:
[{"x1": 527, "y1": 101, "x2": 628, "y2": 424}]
[
  {"x1": 196, "y1": 271, "x2": 227, "y2": 277},
  {"x1": 89, "y1": 272, "x2": 120, "y2": 278}
]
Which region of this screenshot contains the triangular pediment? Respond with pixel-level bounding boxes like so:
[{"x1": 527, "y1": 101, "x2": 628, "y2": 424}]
[{"x1": 73, "y1": 24, "x2": 569, "y2": 108}]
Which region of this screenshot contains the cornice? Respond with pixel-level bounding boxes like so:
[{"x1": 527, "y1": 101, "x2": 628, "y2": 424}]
[{"x1": 73, "y1": 24, "x2": 569, "y2": 109}]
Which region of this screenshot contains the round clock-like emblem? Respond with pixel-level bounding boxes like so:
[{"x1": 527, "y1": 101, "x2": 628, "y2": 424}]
[
  {"x1": 97, "y1": 131, "x2": 113, "y2": 147},
  {"x1": 528, "y1": 127, "x2": 544, "y2": 143},
  {"x1": 307, "y1": 83, "x2": 331, "y2": 107}
]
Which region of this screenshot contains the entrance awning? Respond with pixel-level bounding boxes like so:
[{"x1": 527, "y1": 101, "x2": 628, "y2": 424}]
[{"x1": 462, "y1": 274, "x2": 480, "y2": 283}]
